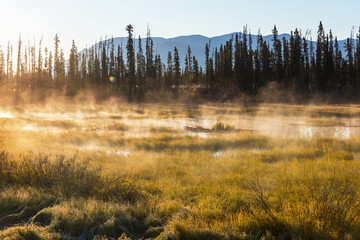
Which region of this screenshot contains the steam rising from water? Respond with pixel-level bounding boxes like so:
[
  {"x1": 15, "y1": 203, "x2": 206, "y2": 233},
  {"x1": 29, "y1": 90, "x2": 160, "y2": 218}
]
[
  {"x1": 0, "y1": 97, "x2": 359, "y2": 158},
  {"x1": 0, "y1": 103, "x2": 359, "y2": 139}
]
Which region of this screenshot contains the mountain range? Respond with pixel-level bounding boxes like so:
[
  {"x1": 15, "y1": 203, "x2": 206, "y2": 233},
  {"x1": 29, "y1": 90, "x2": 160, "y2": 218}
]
[{"x1": 81, "y1": 32, "x2": 352, "y2": 68}]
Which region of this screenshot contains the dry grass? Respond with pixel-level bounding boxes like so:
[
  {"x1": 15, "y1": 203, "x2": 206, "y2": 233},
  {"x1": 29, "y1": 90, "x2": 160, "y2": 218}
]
[{"x1": 0, "y1": 103, "x2": 360, "y2": 239}]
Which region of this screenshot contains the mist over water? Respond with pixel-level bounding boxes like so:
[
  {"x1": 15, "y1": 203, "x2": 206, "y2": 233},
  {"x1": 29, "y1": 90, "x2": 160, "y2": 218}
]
[{"x1": 0, "y1": 95, "x2": 359, "y2": 140}]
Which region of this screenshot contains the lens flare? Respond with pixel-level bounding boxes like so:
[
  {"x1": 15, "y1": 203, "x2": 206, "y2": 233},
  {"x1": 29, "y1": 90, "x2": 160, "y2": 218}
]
[{"x1": 109, "y1": 76, "x2": 116, "y2": 83}]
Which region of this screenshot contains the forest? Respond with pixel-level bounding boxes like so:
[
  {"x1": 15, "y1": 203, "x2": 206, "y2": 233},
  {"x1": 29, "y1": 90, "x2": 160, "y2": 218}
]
[{"x1": 0, "y1": 22, "x2": 359, "y2": 102}]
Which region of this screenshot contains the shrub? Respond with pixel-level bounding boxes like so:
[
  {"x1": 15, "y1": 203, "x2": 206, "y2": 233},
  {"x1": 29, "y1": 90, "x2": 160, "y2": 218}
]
[
  {"x1": 212, "y1": 122, "x2": 235, "y2": 131},
  {"x1": 107, "y1": 123, "x2": 128, "y2": 131},
  {"x1": 0, "y1": 151, "x2": 140, "y2": 202}
]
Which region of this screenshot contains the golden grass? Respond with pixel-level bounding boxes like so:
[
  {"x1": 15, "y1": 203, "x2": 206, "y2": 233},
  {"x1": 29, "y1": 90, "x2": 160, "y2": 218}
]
[{"x1": 0, "y1": 103, "x2": 360, "y2": 239}]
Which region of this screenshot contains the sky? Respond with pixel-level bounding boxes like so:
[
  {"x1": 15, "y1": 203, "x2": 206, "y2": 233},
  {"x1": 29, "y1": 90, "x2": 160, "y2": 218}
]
[{"x1": 0, "y1": 0, "x2": 359, "y2": 56}]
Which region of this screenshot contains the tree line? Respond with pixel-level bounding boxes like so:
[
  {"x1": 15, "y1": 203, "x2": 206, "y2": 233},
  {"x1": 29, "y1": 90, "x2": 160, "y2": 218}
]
[{"x1": 0, "y1": 22, "x2": 359, "y2": 101}]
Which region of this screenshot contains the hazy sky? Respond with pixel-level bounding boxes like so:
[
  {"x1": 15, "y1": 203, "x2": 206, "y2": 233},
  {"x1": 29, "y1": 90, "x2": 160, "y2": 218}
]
[{"x1": 1, "y1": 0, "x2": 359, "y2": 55}]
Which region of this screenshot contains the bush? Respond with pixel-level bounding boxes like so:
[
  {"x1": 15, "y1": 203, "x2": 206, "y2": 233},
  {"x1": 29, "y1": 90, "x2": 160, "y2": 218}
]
[
  {"x1": 0, "y1": 151, "x2": 140, "y2": 201},
  {"x1": 0, "y1": 224, "x2": 60, "y2": 240},
  {"x1": 107, "y1": 123, "x2": 128, "y2": 131},
  {"x1": 212, "y1": 122, "x2": 235, "y2": 131}
]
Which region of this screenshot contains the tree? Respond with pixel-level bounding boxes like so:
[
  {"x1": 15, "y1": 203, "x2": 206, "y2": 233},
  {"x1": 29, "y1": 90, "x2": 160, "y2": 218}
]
[
  {"x1": 81, "y1": 53, "x2": 87, "y2": 88},
  {"x1": 357, "y1": 28, "x2": 360, "y2": 92},
  {"x1": 192, "y1": 56, "x2": 199, "y2": 85},
  {"x1": 184, "y1": 46, "x2": 193, "y2": 86},
  {"x1": 136, "y1": 36, "x2": 145, "y2": 93},
  {"x1": 173, "y1": 47, "x2": 180, "y2": 92},
  {"x1": 94, "y1": 48, "x2": 101, "y2": 87},
  {"x1": 146, "y1": 25, "x2": 155, "y2": 89},
  {"x1": 68, "y1": 40, "x2": 79, "y2": 86},
  {"x1": 291, "y1": 29, "x2": 303, "y2": 92},
  {"x1": 325, "y1": 31, "x2": 335, "y2": 92},
  {"x1": 101, "y1": 41, "x2": 108, "y2": 85},
  {"x1": 126, "y1": 24, "x2": 136, "y2": 100},
  {"x1": 272, "y1": 25, "x2": 283, "y2": 83},
  {"x1": 16, "y1": 35, "x2": 22, "y2": 92},
  {"x1": 109, "y1": 37, "x2": 115, "y2": 90},
  {"x1": 117, "y1": 43, "x2": 126, "y2": 92},
  {"x1": 37, "y1": 38, "x2": 44, "y2": 89},
  {"x1": 316, "y1": 21, "x2": 326, "y2": 92},
  {"x1": 205, "y1": 42, "x2": 210, "y2": 89},
  {"x1": 303, "y1": 36, "x2": 310, "y2": 93},
  {"x1": 234, "y1": 33, "x2": 241, "y2": 90},
  {"x1": 253, "y1": 31, "x2": 262, "y2": 91},
  {"x1": 155, "y1": 54, "x2": 162, "y2": 89},
  {"x1": 334, "y1": 37, "x2": 342, "y2": 92},
  {"x1": 345, "y1": 37, "x2": 355, "y2": 94},
  {"x1": 54, "y1": 34, "x2": 62, "y2": 87},
  {"x1": 261, "y1": 40, "x2": 272, "y2": 86},
  {"x1": 165, "y1": 51, "x2": 173, "y2": 89}
]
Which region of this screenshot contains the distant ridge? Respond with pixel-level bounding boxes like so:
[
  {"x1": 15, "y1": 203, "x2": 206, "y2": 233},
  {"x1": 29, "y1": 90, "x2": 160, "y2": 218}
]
[{"x1": 81, "y1": 32, "x2": 351, "y2": 68}]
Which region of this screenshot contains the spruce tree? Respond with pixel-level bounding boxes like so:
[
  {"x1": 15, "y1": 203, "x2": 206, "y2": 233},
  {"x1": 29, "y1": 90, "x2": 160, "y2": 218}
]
[
  {"x1": 173, "y1": 47, "x2": 180, "y2": 92},
  {"x1": 272, "y1": 25, "x2": 283, "y2": 83},
  {"x1": 126, "y1": 24, "x2": 136, "y2": 100},
  {"x1": 101, "y1": 42, "x2": 108, "y2": 85},
  {"x1": 54, "y1": 34, "x2": 61, "y2": 88},
  {"x1": 205, "y1": 43, "x2": 210, "y2": 89},
  {"x1": 136, "y1": 36, "x2": 145, "y2": 94},
  {"x1": 146, "y1": 26, "x2": 154, "y2": 89},
  {"x1": 234, "y1": 33, "x2": 241, "y2": 90},
  {"x1": 117, "y1": 43, "x2": 126, "y2": 92},
  {"x1": 316, "y1": 22, "x2": 325, "y2": 92},
  {"x1": 166, "y1": 51, "x2": 173, "y2": 89},
  {"x1": 15, "y1": 35, "x2": 22, "y2": 92},
  {"x1": 356, "y1": 28, "x2": 360, "y2": 92}
]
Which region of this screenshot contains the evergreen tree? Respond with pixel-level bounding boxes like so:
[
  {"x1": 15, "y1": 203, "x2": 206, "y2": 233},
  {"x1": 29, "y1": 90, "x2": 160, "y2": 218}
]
[
  {"x1": 234, "y1": 33, "x2": 241, "y2": 90},
  {"x1": 155, "y1": 54, "x2": 162, "y2": 89},
  {"x1": 261, "y1": 40, "x2": 272, "y2": 86},
  {"x1": 16, "y1": 35, "x2": 22, "y2": 92},
  {"x1": 356, "y1": 28, "x2": 360, "y2": 92},
  {"x1": 247, "y1": 32, "x2": 254, "y2": 93},
  {"x1": 173, "y1": 47, "x2": 180, "y2": 92},
  {"x1": 184, "y1": 46, "x2": 193, "y2": 85},
  {"x1": 316, "y1": 21, "x2": 326, "y2": 92},
  {"x1": 165, "y1": 51, "x2": 173, "y2": 89},
  {"x1": 345, "y1": 37, "x2": 355, "y2": 94},
  {"x1": 126, "y1": 24, "x2": 136, "y2": 100},
  {"x1": 205, "y1": 42, "x2": 211, "y2": 89},
  {"x1": 253, "y1": 31, "x2": 261, "y2": 91},
  {"x1": 109, "y1": 38, "x2": 115, "y2": 90},
  {"x1": 81, "y1": 53, "x2": 87, "y2": 88},
  {"x1": 146, "y1": 26, "x2": 155, "y2": 89},
  {"x1": 325, "y1": 31, "x2": 335, "y2": 92},
  {"x1": 101, "y1": 42, "x2": 108, "y2": 85},
  {"x1": 136, "y1": 36, "x2": 146, "y2": 94},
  {"x1": 54, "y1": 34, "x2": 61, "y2": 88},
  {"x1": 37, "y1": 38, "x2": 44, "y2": 89},
  {"x1": 192, "y1": 56, "x2": 199, "y2": 85},
  {"x1": 334, "y1": 37, "x2": 342, "y2": 92},
  {"x1": 117, "y1": 43, "x2": 126, "y2": 91},
  {"x1": 310, "y1": 36, "x2": 316, "y2": 91},
  {"x1": 303, "y1": 37, "x2": 310, "y2": 93},
  {"x1": 272, "y1": 25, "x2": 283, "y2": 83},
  {"x1": 94, "y1": 48, "x2": 101, "y2": 87},
  {"x1": 68, "y1": 40, "x2": 78, "y2": 82}
]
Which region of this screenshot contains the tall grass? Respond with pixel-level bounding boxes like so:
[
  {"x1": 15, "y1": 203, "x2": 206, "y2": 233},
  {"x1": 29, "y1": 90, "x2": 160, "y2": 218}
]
[
  {"x1": 0, "y1": 151, "x2": 140, "y2": 201},
  {"x1": 1, "y1": 103, "x2": 360, "y2": 239}
]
